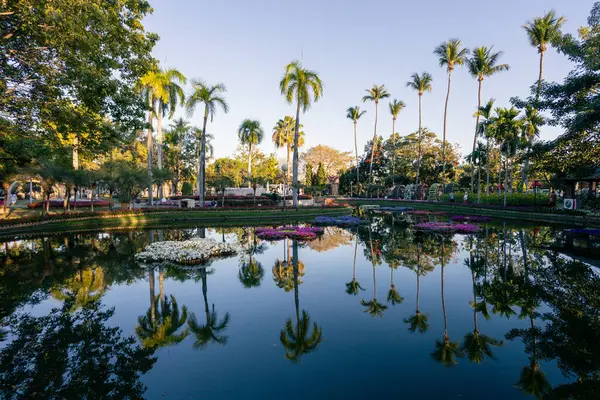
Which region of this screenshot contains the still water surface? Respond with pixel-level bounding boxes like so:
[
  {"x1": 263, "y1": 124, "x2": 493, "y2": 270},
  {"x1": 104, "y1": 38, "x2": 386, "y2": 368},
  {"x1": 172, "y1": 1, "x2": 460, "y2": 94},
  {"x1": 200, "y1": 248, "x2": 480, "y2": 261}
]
[{"x1": 0, "y1": 215, "x2": 598, "y2": 399}]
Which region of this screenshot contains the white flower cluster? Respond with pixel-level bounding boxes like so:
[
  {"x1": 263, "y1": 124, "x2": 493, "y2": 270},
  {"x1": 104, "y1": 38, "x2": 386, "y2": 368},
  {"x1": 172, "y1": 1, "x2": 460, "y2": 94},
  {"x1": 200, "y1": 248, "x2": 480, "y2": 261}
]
[{"x1": 135, "y1": 238, "x2": 240, "y2": 264}]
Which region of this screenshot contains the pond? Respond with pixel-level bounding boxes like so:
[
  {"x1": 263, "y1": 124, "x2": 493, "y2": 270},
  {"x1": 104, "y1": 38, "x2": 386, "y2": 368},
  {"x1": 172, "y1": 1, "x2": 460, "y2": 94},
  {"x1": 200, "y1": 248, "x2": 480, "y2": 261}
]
[{"x1": 0, "y1": 213, "x2": 599, "y2": 399}]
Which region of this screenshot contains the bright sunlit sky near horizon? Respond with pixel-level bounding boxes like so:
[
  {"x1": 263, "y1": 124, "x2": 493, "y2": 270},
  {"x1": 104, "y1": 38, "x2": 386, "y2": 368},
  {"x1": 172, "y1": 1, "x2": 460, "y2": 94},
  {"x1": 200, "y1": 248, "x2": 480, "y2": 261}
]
[{"x1": 144, "y1": 0, "x2": 593, "y2": 161}]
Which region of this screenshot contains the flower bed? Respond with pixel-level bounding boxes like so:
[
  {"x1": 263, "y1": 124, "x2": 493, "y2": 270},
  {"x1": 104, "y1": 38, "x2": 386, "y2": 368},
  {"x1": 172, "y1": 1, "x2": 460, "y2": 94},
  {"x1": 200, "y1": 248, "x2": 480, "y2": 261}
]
[
  {"x1": 450, "y1": 215, "x2": 493, "y2": 222},
  {"x1": 314, "y1": 215, "x2": 364, "y2": 226},
  {"x1": 566, "y1": 228, "x2": 600, "y2": 237},
  {"x1": 414, "y1": 222, "x2": 481, "y2": 234},
  {"x1": 255, "y1": 226, "x2": 324, "y2": 241},
  {"x1": 135, "y1": 238, "x2": 240, "y2": 265},
  {"x1": 27, "y1": 200, "x2": 110, "y2": 209}
]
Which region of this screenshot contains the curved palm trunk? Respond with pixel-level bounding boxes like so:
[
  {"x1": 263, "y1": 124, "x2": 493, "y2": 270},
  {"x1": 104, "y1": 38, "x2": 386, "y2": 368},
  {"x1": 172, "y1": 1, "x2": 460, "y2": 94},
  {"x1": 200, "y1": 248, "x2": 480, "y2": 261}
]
[
  {"x1": 471, "y1": 78, "x2": 483, "y2": 192},
  {"x1": 157, "y1": 101, "x2": 164, "y2": 200},
  {"x1": 247, "y1": 143, "x2": 253, "y2": 188},
  {"x1": 198, "y1": 108, "x2": 209, "y2": 208},
  {"x1": 292, "y1": 99, "x2": 301, "y2": 208},
  {"x1": 442, "y1": 70, "x2": 452, "y2": 183},
  {"x1": 369, "y1": 101, "x2": 379, "y2": 185},
  {"x1": 353, "y1": 121, "x2": 360, "y2": 194},
  {"x1": 391, "y1": 117, "x2": 396, "y2": 187},
  {"x1": 147, "y1": 97, "x2": 154, "y2": 206},
  {"x1": 416, "y1": 94, "x2": 423, "y2": 186},
  {"x1": 441, "y1": 244, "x2": 447, "y2": 337}
]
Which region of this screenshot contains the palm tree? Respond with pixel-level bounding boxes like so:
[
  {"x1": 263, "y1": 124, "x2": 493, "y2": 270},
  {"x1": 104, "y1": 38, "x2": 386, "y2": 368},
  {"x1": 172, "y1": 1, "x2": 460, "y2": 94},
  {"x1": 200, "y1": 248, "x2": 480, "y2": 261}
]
[
  {"x1": 523, "y1": 10, "x2": 566, "y2": 100},
  {"x1": 280, "y1": 240, "x2": 323, "y2": 362},
  {"x1": 388, "y1": 99, "x2": 406, "y2": 186},
  {"x1": 467, "y1": 46, "x2": 510, "y2": 192},
  {"x1": 273, "y1": 116, "x2": 304, "y2": 185},
  {"x1": 476, "y1": 99, "x2": 496, "y2": 194},
  {"x1": 362, "y1": 85, "x2": 390, "y2": 185},
  {"x1": 434, "y1": 39, "x2": 469, "y2": 182},
  {"x1": 280, "y1": 60, "x2": 323, "y2": 208},
  {"x1": 405, "y1": 73, "x2": 432, "y2": 185},
  {"x1": 346, "y1": 106, "x2": 367, "y2": 194},
  {"x1": 520, "y1": 105, "x2": 544, "y2": 191},
  {"x1": 188, "y1": 268, "x2": 231, "y2": 349},
  {"x1": 238, "y1": 119, "x2": 264, "y2": 186},
  {"x1": 136, "y1": 294, "x2": 189, "y2": 349},
  {"x1": 186, "y1": 80, "x2": 229, "y2": 207},
  {"x1": 345, "y1": 236, "x2": 365, "y2": 295}
]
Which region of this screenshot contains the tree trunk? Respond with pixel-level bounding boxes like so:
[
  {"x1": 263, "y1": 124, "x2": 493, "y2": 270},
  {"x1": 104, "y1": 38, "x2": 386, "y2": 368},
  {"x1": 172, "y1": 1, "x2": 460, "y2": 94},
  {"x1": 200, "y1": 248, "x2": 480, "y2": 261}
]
[
  {"x1": 369, "y1": 101, "x2": 378, "y2": 185},
  {"x1": 471, "y1": 78, "x2": 483, "y2": 192},
  {"x1": 221, "y1": 189, "x2": 225, "y2": 207},
  {"x1": 416, "y1": 94, "x2": 423, "y2": 185},
  {"x1": 536, "y1": 50, "x2": 544, "y2": 101},
  {"x1": 353, "y1": 121, "x2": 360, "y2": 195},
  {"x1": 504, "y1": 158, "x2": 508, "y2": 208},
  {"x1": 292, "y1": 97, "x2": 301, "y2": 208},
  {"x1": 198, "y1": 109, "x2": 209, "y2": 208},
  {"x1": 72, "y1": 135, "x2": 79, "y2": 171},
  {"x1": 441, "y1": 244, "x2": 447, "y2": 336},
  {"x1": 442, "y1": 70, "x2": 452, "y2": 183},
  {"x1": 157, "y1": 101, "x2": 164, "y2": 200},
  {"x1": 391, "y1": 117, "x2": 396, "y2": 188},
  {"x1": 286, "y1": 143, "x2": 291, "y2": 185},
  {"x1": 149, "y1": 267, "x2": 156, "y2": 323},
  {"x1": 247, "y1": 143, "x2": 252, "y2": 188},
  {"x1": 477, "y1": 155, "x2": 481, "y2": 203},
  {"x1": 485, "y1": 137, "x2": 491, "y2": 194},
  {"x1": 147, "y1": 97, "x2": 154, "y2": 206},
  {"x1": 498, "y1": 152, "x2": 502, "y2": 194}
]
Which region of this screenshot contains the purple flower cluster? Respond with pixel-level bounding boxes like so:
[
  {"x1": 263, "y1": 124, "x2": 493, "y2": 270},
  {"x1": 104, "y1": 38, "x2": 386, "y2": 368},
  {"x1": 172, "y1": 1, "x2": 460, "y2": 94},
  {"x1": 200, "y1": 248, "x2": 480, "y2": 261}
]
[
  {"x1": 414, "y1": 222, "x2": 481, "y2": 234},
  {"x1": 255, "y1": 226, "x2": 325, "y2": 241},
  {"x1": 450, "y1": 215, "x2": 493, "y2": 222},
  {"x1": 566, "y1": 228, "x2": 600, "y2": 237},
  {"x1": 314, "y1": 215, "x2": 364, "y2": 226}
]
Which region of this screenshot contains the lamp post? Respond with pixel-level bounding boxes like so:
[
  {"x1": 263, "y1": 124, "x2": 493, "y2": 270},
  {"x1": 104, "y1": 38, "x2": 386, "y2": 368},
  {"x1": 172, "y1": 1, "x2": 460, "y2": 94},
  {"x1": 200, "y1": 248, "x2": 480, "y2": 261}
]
[{"x1": 281, "y1": 164, "x2": 288, "y2": 212}]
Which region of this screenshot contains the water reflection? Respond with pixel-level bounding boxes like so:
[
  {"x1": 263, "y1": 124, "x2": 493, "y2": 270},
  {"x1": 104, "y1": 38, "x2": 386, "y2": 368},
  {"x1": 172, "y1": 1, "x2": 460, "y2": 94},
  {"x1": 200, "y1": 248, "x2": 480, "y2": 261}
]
[{"x1": 0, "y1": 219, "x2": 598, "y2": 398}]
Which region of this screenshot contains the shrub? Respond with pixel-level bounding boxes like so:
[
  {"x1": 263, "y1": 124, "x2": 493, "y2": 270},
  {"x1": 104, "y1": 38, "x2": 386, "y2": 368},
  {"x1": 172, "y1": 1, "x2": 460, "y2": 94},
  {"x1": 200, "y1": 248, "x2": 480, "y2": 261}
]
[
  {"x1": 181, "y1": 182, "x2": 193, "y2": 195},
  {"x1": 27, "y1": 200, "x2": 110, "y2": 209},
  {"x1": 441, "y1": 192, "x2": 550, "y2": 207}
]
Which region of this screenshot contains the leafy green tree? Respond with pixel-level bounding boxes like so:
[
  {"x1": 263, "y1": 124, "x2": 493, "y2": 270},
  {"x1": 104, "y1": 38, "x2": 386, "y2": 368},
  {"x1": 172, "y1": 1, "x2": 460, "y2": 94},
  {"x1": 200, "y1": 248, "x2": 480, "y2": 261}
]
[
  {"x1": 280, "y1": 60, "x2": 323, "y2": 208},
  {"x1": 304, "y1": 162, "x2": 314, "y2": 187},
  {"x1": 406, "y1": 73, "x2": 433, "y2": 185},
  {"x1": 238, "y1": 119, "x2": 264, "y2": 186},
  {"x1": 362, "y1": 85, "x2": 390, "y2": 184},
  {"x1": 273, "y1": 116, "x2": 304, "y2": 185},
  {"x1": 346, "y1": 106, "x2": 367, "y2": 191},
  {"x1": 434, "y1": 39, "x2": 469, "y2": 181},
  {"x1": 314, "y1": 162, "x2": 327, "y2": 186},
  {"x1": 186, "y1": 80, "x2": 229, "y2": 206},
  {"x1": 467, "y1": 46, "x2": 510, "y2": 191},
  {"x1": 519, "y1": 105, "x2": 544, "y2": 189}
]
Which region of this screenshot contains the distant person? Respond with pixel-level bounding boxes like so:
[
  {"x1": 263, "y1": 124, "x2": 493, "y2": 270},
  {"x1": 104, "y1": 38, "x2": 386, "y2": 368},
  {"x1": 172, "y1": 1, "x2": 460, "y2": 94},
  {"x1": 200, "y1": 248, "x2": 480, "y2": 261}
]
[
  {"x1": 463, "y1": 191, "x2": 469, "y2": 204},
  {"x1": 10, "y1": 193, "x2": 17, "y2": 206},
  {"x1": 449, "y1": 192, "x2": 455, "y2": 203},
  {"x1": 549, "y1": 190, "x2": 557, "y2": 207}
]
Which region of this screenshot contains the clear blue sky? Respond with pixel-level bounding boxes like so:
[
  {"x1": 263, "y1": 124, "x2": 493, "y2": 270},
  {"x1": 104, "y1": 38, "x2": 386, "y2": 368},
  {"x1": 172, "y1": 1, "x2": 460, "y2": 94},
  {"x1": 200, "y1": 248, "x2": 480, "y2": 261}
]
[{"x1": 144, "y1": 0, "x2": 592, "y2": 161}]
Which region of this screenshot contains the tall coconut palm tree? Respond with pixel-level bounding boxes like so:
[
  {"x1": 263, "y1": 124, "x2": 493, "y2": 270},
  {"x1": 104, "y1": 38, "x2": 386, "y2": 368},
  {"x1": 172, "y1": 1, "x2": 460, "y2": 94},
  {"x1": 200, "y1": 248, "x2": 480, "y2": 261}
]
[
  {"x1": 523, "y1": 10, "x2": 567, "y2": 100},
  {"x1": 476, "y1": 99, "x2": 496, "y2": 194},
  {"x1": 362, "y1": 85, "x2": 390, "y2": 185},
  {"x1": 467, "y1": 47, "x2": 510, "y2": 192},
  {"x1": 434, "y1": 39, "x2": 469, "y2": 182},
  {"x1": 346, "y1": 106, "x2": 367, "y2": 193},
  {"x1": 186, "y1": 80, "x2": 229, "y2": 207},
  {"x1": 388, "y1": 99, "x2": 406, "y2": 186},
  {"x1": 238, "y1": 119, "x2": 264, "y2": 186},
  {"x1": 345, "y1": 235, "x2": 365, "y2": 295},
  {"x1": 405, "y1": 73, "x2": 432, "y2": 185},
  {"x1": 273, "y1": 116, "x2": 304, "y2": 185},
  {"x1": 280, "y1": 240, "x2": 323, "y2": 362},
  {"x1": 280, "y1": 60, "x2": 323, "y2": 208}
]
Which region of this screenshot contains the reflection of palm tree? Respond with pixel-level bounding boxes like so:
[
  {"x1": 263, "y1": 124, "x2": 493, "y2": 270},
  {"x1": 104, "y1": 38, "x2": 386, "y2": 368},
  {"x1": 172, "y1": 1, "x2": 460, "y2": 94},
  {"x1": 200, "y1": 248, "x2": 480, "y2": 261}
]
[
  {"x1": 510, "y1": 317, "x2": 550, "y2": 399},
  {"x1": 404, "y1": 244, "x2": 429, "y2": 333},
  {"x1": 136, "y1": 294, "x2": 189, "y2": 349},
  {"x1": 345, "y1": 235, "x2": 364, "y2": 296},
  {"x1": 387, "y1": 265, "x2": 403, "y2": 305},
  {"x1": 238, "y1": 260, "x2": 264, "y2": 288},
  {"x1": 361, "y1": 227, "x2": 387, "y2": 317},
  {"x1": 51, "y1": 267, "x2": 106, "y2": 311},
  {"x1": 188, "y1": 268, "x2": 231, "y2": 349},
  {"x1": 279, "y1": 240, "x2": 323, "y2": 363},
  {"x1": 431, "y1": 242, "x2": 463, "y2": 367}
]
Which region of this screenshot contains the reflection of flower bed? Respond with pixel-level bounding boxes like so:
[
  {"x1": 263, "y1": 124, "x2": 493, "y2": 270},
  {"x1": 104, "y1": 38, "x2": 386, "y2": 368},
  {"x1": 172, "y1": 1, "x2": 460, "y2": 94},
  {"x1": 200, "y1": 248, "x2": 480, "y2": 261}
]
[
  {"x1": 135, "y1": 239, "x2": 240, "y2": 265},
  {"x1": 450, "y1": 215, "x2": 493, "y2": 222},
  {"x1": 255, "y1": 226, "x2": 324, "y2": 241},
  {"x1": 566, "y1": 228, "x2": 600, "y2": 237},
  {"x1": 414, "y1": 222, "x2": 481, "y2": 234},
  {"x1": 408, "y1": 210, "x2": 446, "y2": 215},
  {"x1": 314, "y1": 215, "x2": 364, "y2": 226}
]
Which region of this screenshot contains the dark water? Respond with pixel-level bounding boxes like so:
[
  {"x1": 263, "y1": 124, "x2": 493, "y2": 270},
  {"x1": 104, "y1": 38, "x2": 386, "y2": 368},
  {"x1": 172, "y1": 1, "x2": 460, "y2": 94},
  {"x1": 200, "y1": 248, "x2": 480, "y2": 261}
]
[{"x1": 0, "y1": 215, "x2": 599, "y2": 399}]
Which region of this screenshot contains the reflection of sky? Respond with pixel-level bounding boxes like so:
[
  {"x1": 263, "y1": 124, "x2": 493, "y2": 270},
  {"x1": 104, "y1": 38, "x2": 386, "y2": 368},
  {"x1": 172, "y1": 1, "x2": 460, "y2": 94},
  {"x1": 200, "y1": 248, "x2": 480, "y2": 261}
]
[{"x1": 3, "y1": 228, "x2": 567, "y2": 399}]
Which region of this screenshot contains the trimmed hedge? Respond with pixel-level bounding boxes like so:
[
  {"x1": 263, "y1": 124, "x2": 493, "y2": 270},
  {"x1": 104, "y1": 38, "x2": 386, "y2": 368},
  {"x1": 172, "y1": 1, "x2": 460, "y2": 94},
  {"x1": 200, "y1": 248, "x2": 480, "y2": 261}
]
[{"x1": 441, "y1": 192, "x2": 550, "y2": 206}]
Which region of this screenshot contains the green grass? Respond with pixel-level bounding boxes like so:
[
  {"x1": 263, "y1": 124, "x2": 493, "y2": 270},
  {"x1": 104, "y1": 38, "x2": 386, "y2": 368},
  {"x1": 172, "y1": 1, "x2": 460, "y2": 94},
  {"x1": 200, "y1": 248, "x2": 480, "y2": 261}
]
[{"x1": 0, "y1": 207, "x2": 351, "y2": 237}]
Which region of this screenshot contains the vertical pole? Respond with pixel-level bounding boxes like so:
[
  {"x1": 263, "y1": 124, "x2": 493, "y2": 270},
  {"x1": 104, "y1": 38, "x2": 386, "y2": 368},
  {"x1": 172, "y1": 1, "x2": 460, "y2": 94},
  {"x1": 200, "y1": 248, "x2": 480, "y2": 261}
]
[{"x1": 29, "y1": 178, "x2": 33, "y2": 204}]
